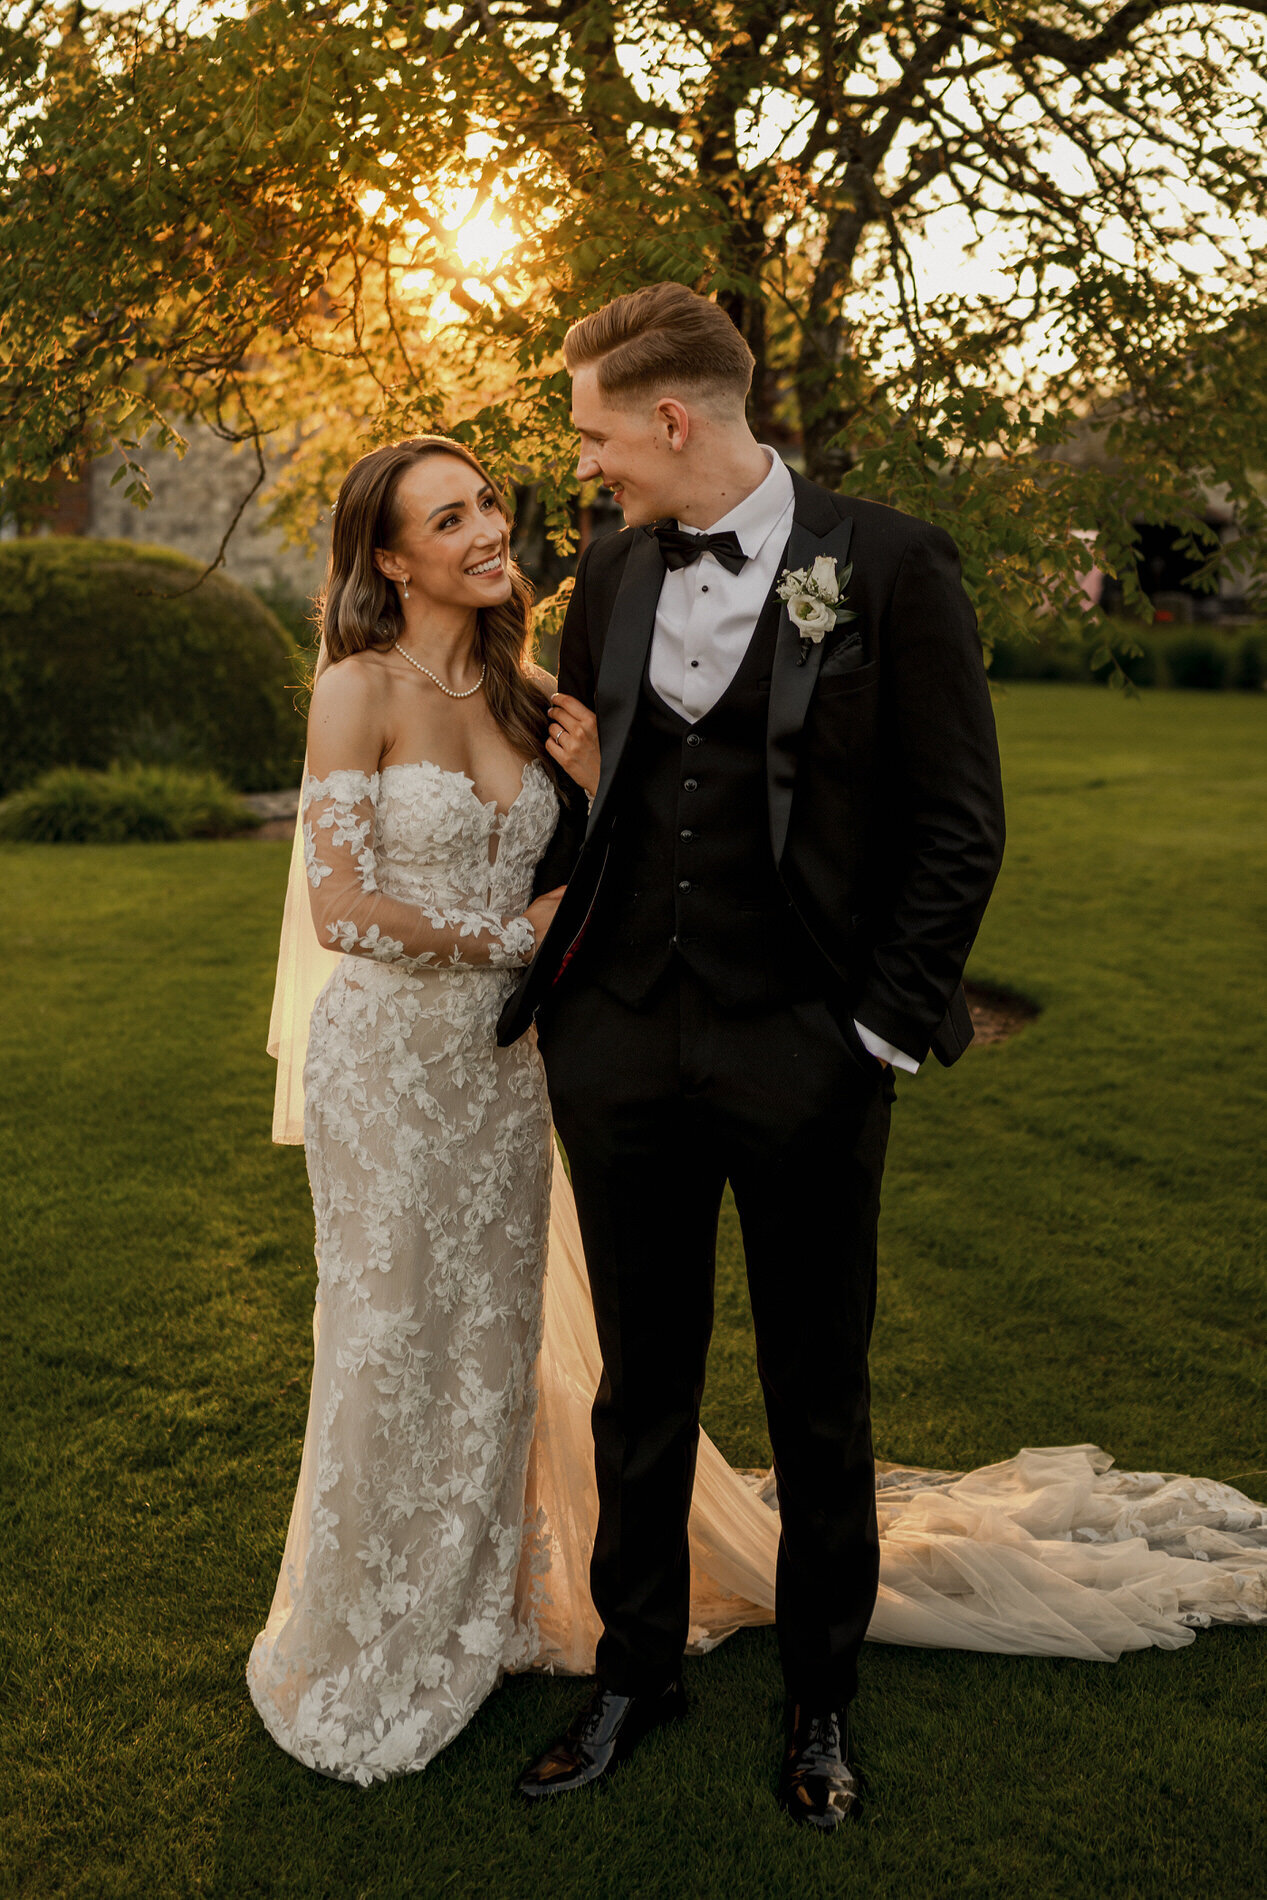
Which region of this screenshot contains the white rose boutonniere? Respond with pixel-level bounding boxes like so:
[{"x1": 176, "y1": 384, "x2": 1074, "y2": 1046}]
[{"x1": 776, "y1": 556, "x2": 858, "y2": 664}]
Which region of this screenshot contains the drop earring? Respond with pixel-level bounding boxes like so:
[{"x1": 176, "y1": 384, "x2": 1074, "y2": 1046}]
[{"x1": 401, "y1": 579, "x2": 410, "y2": 600}]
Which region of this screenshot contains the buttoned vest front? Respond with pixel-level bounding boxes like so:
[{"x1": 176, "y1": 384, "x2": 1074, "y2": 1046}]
[{"x1": 580, "y1": 595, "x2": 838, "y2": 1010}]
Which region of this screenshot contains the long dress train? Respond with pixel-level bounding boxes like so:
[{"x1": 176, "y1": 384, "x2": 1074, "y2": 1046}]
[{"x1": 528, "y1": 1144, "x2": 1267, "y2": 1672}]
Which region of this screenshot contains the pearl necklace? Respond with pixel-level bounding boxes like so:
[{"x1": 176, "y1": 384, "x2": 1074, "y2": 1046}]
[{"x1": 392, "y1": 642, "x2": 486, "y2": 700}]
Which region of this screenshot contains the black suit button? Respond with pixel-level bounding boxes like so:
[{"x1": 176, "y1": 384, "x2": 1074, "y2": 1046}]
[
  {"x1": 678, "y1": 879, "x2": 692, "y2": 893},
  {"x1": 683, "y1": 777, "x2": 698, "y2": 791},
  {"x1": 680, "y1": 828, "x2": 694, "y2": 841},
  {"x1": 686, "y1": 732, "x2": 702, "y2": 748}
]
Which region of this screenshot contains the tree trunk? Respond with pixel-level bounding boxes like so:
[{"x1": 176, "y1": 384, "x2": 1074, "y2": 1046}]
[
  {"x1": 796, "y1": 195, "x2": 871, "y2": 487},
  {"x1": 717, "y1": 216, "x2": 774, "y2": 439}
]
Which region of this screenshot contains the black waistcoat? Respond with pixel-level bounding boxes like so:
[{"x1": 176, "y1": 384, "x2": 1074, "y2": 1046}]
[{"x1": 581, "y1": 595, "x2": 838, "y2": 1010}]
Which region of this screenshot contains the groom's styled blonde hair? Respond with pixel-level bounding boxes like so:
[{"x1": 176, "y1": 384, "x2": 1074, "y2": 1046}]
[{"x1": 563, "y1": 283, "x2": 754, "y2": 409}]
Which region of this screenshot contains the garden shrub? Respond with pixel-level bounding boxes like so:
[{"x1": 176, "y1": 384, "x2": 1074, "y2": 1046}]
[
  {"x1": 0, "y1": 763, "x2": 261, "y2": 843},
  {"x1": 1120, "y1": 639, "x2": 1159, "y2": 686},
  {"x1": 1164, "y1": 633, "x2": 1229, "y2": 690},
  {"x1": 990, "y1": 620, "x2": 1267, "y2": 690},
  {"x1": 1233, "y1": 630, "x2": 1267, "y2": 691},
  {"x1": 1088, "y1": 634, "x2": 1158, "y2": 686},
  {"x1": 0, "y1": 539, "x2": 306, "y2": 795},
  {"x1": 254, "y1": 578, "x2": 320, "y2": 655},
  {"x1": 988, "y1": 632, "x2": 1086, "y2": 681},
  {"x1": 991, "y1": 626, "x2": 1156, "y2": 684}
]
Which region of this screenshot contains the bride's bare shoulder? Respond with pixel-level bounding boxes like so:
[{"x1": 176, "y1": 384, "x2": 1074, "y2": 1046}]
[
  {"x1": 311, "y1": 648, "x2": 395, "y2": 714},
  {"x1": 307, "y1": 651, "x2": 397, "y2": 771}
]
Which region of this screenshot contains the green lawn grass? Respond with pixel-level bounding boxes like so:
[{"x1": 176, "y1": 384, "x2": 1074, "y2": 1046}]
[{"x1": 2, "y1": 684, "x2": 1264, "y2": 1899}]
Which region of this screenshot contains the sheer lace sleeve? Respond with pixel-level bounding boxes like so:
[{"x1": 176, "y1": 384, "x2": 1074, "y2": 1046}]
[{"x1": 302, "y1": 770, "x2": 534, "y2": 970}]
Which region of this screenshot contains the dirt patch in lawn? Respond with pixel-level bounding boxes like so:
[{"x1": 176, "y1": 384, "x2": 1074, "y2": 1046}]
[{"x1": 964, "y1": 981, "x2": 1040, "y2": 1046}]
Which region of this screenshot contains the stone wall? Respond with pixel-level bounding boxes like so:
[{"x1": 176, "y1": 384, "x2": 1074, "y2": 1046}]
[{"x1": 87, "y1": 425, "x2": 328, "y2": 600}]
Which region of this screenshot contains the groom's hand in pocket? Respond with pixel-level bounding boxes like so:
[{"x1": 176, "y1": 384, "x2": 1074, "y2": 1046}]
[{"x1": 546, "y1": 694, "x2": 601, "y2": 798}]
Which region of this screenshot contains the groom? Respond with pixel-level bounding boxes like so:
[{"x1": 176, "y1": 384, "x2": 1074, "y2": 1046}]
[{"x1": 498, "y1": 283, "x2": 1005, "y2": 1828}]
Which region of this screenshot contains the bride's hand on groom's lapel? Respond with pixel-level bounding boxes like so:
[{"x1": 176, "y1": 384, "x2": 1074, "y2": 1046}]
[{"x1": 546, "y1": 694, "x2": 601, "y2": 798}]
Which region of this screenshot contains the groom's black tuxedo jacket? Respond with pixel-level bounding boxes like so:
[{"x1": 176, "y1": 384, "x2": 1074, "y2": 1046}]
[{"x1": 497, "y1": 469, "x2": 1005, "y2": 1066}]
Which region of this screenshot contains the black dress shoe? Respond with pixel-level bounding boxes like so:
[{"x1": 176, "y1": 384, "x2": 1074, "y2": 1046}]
[
  {"x1": 515, "y1": 1681, "x2": 686, "y2": 1800},
  {"x1": 777, "y1": 1706, "x2": 861, "y2": 1830}
]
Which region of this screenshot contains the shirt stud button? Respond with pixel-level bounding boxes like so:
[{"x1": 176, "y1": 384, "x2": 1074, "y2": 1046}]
[
  {"x1": 690, "y1": 660, "x2": 700, "y2": 668},
  {"x1": 701, "y1": 585, "x2": 709, "y2": 594}
]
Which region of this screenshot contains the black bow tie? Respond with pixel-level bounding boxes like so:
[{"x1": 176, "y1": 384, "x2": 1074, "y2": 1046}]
[{"x1": 652, "y1": 523, "x2": 749, "y2": 576}]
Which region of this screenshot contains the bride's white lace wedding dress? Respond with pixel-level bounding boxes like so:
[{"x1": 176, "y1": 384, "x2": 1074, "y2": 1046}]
[
  {"x1": 254, "y1": 756, "x2": 1267, "y2": 1789},
  {"x1": 248, "y1": 758, "x2": 560, "y2": 1784}
]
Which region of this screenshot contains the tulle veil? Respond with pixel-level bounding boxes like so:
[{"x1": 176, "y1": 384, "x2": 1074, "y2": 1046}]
[{"x1": 267, "y1": 786, "x2": 1267, "y2": 1671}]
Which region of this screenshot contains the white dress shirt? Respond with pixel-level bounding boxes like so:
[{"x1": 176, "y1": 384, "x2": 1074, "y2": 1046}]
[
  {"x1": 648, "y1": 449, "x2": 795, "y2": 722},
  {"x1": 646, "y1": 449, "x2": 920, "y2": 1074}
]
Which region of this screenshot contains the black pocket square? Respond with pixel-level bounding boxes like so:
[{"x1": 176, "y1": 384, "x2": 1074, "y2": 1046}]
[{"x1": 819, "y1": 633, "x2": 866, "y2": 678}]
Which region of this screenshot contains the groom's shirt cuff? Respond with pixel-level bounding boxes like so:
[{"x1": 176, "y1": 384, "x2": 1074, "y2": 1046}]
[{"x1": 854, "y1": 1019, "x2": 921, "y2": 1075}]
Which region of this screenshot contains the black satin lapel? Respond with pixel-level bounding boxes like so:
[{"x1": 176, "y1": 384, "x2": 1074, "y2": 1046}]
[
  {"x1": 766, "y1": 510, "x2": 855, "y2": 865},
  {"x1": 788, "y1": 466, "x2": 842, "y2": 538},
  {"x1": 586, "y1": 528, "x2": 665, "y2": 837}
]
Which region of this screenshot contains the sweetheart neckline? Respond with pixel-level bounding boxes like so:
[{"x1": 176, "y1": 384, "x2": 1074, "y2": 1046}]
[{"x1": 377, "y1": 755, "x2": 546, "y2": 824}]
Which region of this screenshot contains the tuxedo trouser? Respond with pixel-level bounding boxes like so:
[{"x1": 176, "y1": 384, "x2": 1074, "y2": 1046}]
[{"x1": 538, "y1": 963, "x2": 892, "y2": 1708}]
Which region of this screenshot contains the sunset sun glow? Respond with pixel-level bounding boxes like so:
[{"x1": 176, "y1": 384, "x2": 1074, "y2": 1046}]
[{"x1": 449, "y1": 201, "x2": 517, "y2": 273}]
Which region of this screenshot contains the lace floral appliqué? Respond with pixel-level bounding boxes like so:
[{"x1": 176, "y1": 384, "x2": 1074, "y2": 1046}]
[{"x1": 248, "y1": 757, "x2": 560, "y2": 1786}]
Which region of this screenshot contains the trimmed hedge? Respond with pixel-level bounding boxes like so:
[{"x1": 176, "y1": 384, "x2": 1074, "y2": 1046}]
[
  {"x1": 991, "y1": 622, "x2": 1267, "y2": 690},
  {"x1": 0, "y1": 764, "x2": 261, "y2": 842},
  {"x1": 1165, "y1": 635, "x2": 1229, "y2": 690},
  {"x1": 254, "y1": 577, "x2": 321, "y2": 653},
  {"x1": 1233, "y1": 630, "x2": 1267, "y2": 690},
  {"x1": 0, "y1": 539, "x2": 306, "y2": 794}
]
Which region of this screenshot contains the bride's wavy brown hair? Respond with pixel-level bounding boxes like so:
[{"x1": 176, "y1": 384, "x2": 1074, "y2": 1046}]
[{"x1": 318, "y1": 437, "x2": 556, "y2": 778}]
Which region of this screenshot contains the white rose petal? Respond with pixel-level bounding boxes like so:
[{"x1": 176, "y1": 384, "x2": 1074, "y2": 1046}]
[
  {"x1": 776, "y1": 566, "x2": 811, "y2": 602},
  {"x1": 788, "y1": 595, "x2": 835, "y2": 637},
  {"x1": 810, "y1": 554, "x2": 840, "y2": 601}
]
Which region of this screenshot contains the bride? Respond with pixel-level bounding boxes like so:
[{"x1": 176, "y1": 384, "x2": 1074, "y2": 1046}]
[
  {"x1": 248, "y1": 436, "x2": 582, "y2": 1782},
  {"x1": 248, "y1": 435, "x2": 1266, "y2": 1792}
]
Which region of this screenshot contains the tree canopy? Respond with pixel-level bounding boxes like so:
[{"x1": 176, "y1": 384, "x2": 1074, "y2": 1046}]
[{"x1": 3, "y1": 0, "x2": 1267, "y2": 651}]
